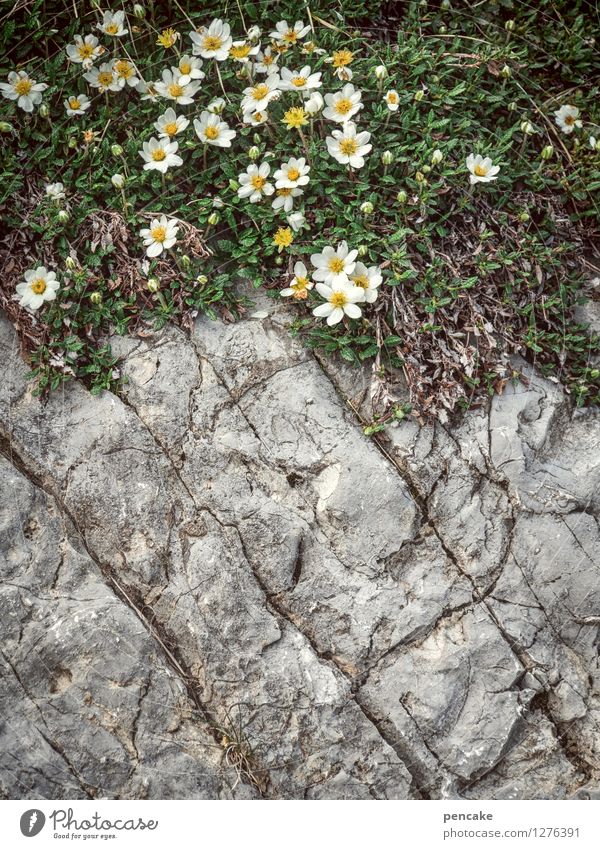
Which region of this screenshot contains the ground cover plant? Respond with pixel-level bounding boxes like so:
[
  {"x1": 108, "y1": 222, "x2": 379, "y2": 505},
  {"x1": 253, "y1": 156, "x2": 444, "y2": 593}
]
[{"x1": 1, "y1": 0, "x2": 599, "y2": 422}]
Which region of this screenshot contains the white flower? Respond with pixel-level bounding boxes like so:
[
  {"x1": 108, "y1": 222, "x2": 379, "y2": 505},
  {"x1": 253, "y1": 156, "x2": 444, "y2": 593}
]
[
  {"x1": 554, "y1": 104, "x2": 582, "y2": 135},
  {"x1": 64, "y1": 93, "x2": 91, "y2": 116},
  {"x1": 241, "y1": 74, "x2": 280, "y2": 113},
  {"x1": 113, "y1": 58, "x2": 139, "y2": 87},
  {"x1": 155, "y1": 69, "x2": 201, "y2": 104},
  {"x1": 311, "y1": 240, "x2": 358, "y2": 285},
  {"x1": 135, "y1": 79, "x2": 159, "y2": 101},
  {"x1": 335, "y1": 67, "x2": 353, "y2": 81},
  {"x1": 155, "y1": 107, "x2": 189, "y2": 138},
  {"x1": 270, "y1": 20, "x2": 311, "y2": 45},
  {"x1": 287, "y1": 211, "x2": 307, "y2": 232},
  {"x1": 466, "y1": 153, "x2": 500, "y2": 185},
  {"x1": 207, "y1": 97, "x2": 225, "y2": 114},
  {"x1": 274, "y1": 156, "x2": 310, "y2": 189},
  {"x1": 305, "y1": 91, "x2": 324, "y2": 115},
  {"x1": 189, "y1": 19, "x2": 232, "y2": 61},
  {"x1": 242, "y1": 108, "x2": 269, "y2": 126},
  {"x1": 229, "y1": 40, "x2": 260, "y2": 62},
  {"x1": 140, "y1": 215, "x2": 179, "y2": 257},
  {"x1": 0, "y1": 71, "x2": 47, "y2": 112},
  {"x1": 45, "y1": 182, "x2": 65, "y2": 201},
  {"x1": 66, "y1": 34, "x2": 102, "y2": 67},
  {"x1": 139, "y1": 137, "x2": 183, "y2": 173},
  {"x1": 111, "y1": 173, "x2": 125, "y2": 188},
  {"x1": 97, "y1": 10, "x2": 128, "y2": 38},
  {"x1": 271, "y1": 186, "x2": 302, "y2": 213},
  {"x1": 323, "y1": 84, "x2": 363, "y2": 123},
  {"x1": 194, "y1": 111, "x2": 236, "y2": 147},
  {"x1": 237, "y1": 162, "x2": 274, "y2": 203},
  {"x1": 255, "y1": 47, "x2": 279, "y2": 75},
  {"x1": 247, "y1": 25, "x2": 261, "y2": 41},
  {"x1": 590, "y1": 136, "x2": 598, "y2": 150},
  {"x1": 281, "y1": 261, "x2": 313, "y2": 299},
  {"x1": 16, "y1": 266, "x2": 59, "y2": 310},
  {"x1": 312, "y1": 281, "x2": 364, "y2": 325},
  {"x1": 384, "y1": 89, "x2": 399, "y2": 111},
  {"x1": 279, "y1": 65, "x2": 322, "y2": 92},
  {"x1": 175, "y1": 55, "x2": 205, "y2": 85},
  {"x1": 84, "y1": 62, "x2": 120, "y2": 92},
  {"x1": 326, "y1": 122, "x2": 372, "y2": 169},
  {"x1": 349, "y1": 262, "x2": 382, "y2": 304}
]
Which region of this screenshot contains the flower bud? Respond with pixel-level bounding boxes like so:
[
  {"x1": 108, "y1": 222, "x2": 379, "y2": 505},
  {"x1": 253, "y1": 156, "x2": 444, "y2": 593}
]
[
  {"x1": 65, "y1": 256, "x2": 77, "y2": 270},
  {"x1": 212, "y1": 197, "x2": 224, "y2": 209},
  {"x1": 228, "y1": 179, "x2": 240, "y2": 191},
  {"x1": 381, "y1": 149, "x2": 394, "y2": 165},
  {"x1": 541, "y1": 145, "x2": 554, "y2": 160},
  {"x1": 68, "y1": 136, "x2": 78, "y2": 148},
  {"x1": 248, "y1": 145, "x2": 260, "y2": 161},
  {"x1": 252, "y1": 132, "x2": 261, "y2": 145},
  {"x1": 415, "y1": 171, "x2": 425, "y2": 183},
  {"x1": 0, "y1": 121, "x2": 11, "y2": 132},
  {"x1": 133, "y1": 3, "x2": 145, "y2": 18},
  {"x1": 421, "y1": 164, "x2": 431, "y2": 174},
  {"x1": 520, "y1": 120, "x2": 534, "y2": 135},
  {"x1": 590, "y1": 136, "x2": 598, "y2": 150},
  {"x1": 397, "y1": 190, "x2": 408, "y2": 204},
  {"x1": 508, "y1": 101, "x2": 517, "y2": 112},
  {"x1": 196, "y1": 274, "x2": 208, "y2": 285},
  {"x1": 374, "y1": 65, "x2": 387, "y2": 80},
  {"x1": 357, "y1": 244, "x2": 369, "y2": 257},
  {"x1": 89, "y1": 291, "x2": 103, "y2": 305},
  {"x1": 438, "y1": 25, "x2": 447, "y2": 34},
  {"x1": 518, "y1": 211, "x2": 530, "y2": 222},
  {"x1": 441, "y1": 0, "x2": 451, "y2": 8},
  {"x1": 208, "y1": 211, "x2": 220, "y2": 225},
  {"x1": 207, "y1": 98, "x2": 225, "y2": 114},
  {"x1": 505, "y1": 19, "x2": 515, "y2": 32},
  {"x1": 360, "y1": 201, "x2": 374, "y2": 215},
  {"x1": 111, "y1": 143, "x2": 123, "y2": 157},
  {"x1": 431, "y1": 148, "x2": 443, "y2": 164},
  {"x1": 414, "y1": 90, "x2": 424, "y2": 102},
  {"x1": 111, "y1": 173, "x2": 125, "y2": 188},
  {"x1": 180, "y1": 254, "x2": 191, "y2": 269},
  {"x1": 57, "y1": 209, "x2": 70, "y2": 223},
  {"x1": 247, "y1": 25, "x2": 261, "y2": 41},
  {"x1": 39, "y1": 103, "x2": 49, "y2": 118},
  {"x1": 500, "y1": 64, "x2": 511, "y2": 79},
  {"x1": 147, "y1": 277, "x2": 160, "y2": 293}
]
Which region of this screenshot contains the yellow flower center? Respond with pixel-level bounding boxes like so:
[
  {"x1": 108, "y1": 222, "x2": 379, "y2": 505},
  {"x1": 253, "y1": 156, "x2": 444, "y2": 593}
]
[
  {"x1": 330, "y1": 291, "x2": 348, "y2": 307},
  {"x1": 78, "y1": 44, "x2": 94, "y2": 59},
  {"x1": 329, "y1": 257, "x2": 345, "y2": 274},
  {"x1": 387, "y1": 92, "x2": 398, "y2": 103},
  {"x1": 292, "y1": 76, "x2": 307, "y2": 87},
  {"x1": 274, "y1": 227, "x2": 293, "y2": 247},
  {"x1": 293, "y1": 276, "x2": 309, "y2": 290},
  {"x1": 164, "y1": 121, "x2": 178, "y2": 136},
  {"x1": 283, "y1": 107, "x2": 307, "y2": 129},
  {"x1": 252, "y1": 112, "x2": 265, "y2": 122},
  {"x1": 565, "y1": 115, "x2": 575, "y2": 125},
  {"x1": 230, "y1": 44, "x2": 251, "y2": 59},
  {"x1": 251, "y1": 175, "x2": 266, "y2": 190},
  {"x1": 31, "y1": 278, "x2": 47, "y2": 295},
  {"x1": 283, "y1": 30, "x2": 298, "y2": 43},
  {"x1": 180, "y1": 61, "x2": 191, "y2": 74},
  {"x1": 353, "y1": 274, "x2": 368, "y2": 289},
  {"x1": 474, "y1": 163, "x2": 488, "y2": 176},
  {"x1": 98, "y1": 72, "x2": 113, "y2": 87},
  {"x1": 203, "y1": 35, "x2": 223, "y2": 52},
  {"x1": 105, "y1": 23, "x2": 119, "y2": 35},
  {"x1": 168, "y1": 83, "x2": 184, "y2": 97},
  {"x1": 158, "y1": 29, "x2": 178, "y2": 47},
  {"x1": 262, "y1": 54, "x2": 274, "y2": 65},
  {"x1": 152, "y1": 148, "x2": 167, "y2": 161},
  {"x1": 70, "y1": 98, "x2": 81, "y2": 109},
  {"x1": 151, "y1": 226, "x2": 167, "y2": 242},
  {"x1": 277, "y1": 187, "x2": 292, "y2": 196},
  {"x1": 15, "y1": 78, "x2": 32, "y2": 95},
  {"x1": 333, "y1": 49, "x2": 353, "y2": 67},
  {"x1": 287, "y1": 167, "x2": 300, "y2": 181},
  {"x1": 204, "y1": 125, "x2": 219, "y2": 140},
  {"x1": 114, "y1": 60, "x2": 133, "y2": 77},
  {"x1": 252, "y1": 83, "x2": 269, "y2": 101},
  {"x1": 339, "y1": 139, "x2": 358, "y2": 155},
  {"x1": 335, "y1": 98, "x2": 353, "y2": 115}
]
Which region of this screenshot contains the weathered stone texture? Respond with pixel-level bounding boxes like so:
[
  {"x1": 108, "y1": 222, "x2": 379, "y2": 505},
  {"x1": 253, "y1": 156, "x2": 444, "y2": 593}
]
[{"x1": 1, "y1": 295, "x2": 599, "y2": 799}]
